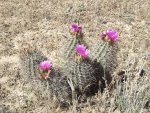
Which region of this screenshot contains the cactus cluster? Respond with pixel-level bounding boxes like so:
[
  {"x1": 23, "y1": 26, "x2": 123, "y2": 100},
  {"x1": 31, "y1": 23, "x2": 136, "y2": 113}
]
[{"x1": 20, "y1": 23, "x2": 118, "y2": 107}]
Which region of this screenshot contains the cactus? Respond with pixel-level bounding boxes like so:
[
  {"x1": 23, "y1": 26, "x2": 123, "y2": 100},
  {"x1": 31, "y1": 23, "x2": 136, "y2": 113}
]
[
  {"x1": 63, "y1": 36, "x2": 81, "y2": 59},
  {"x1": 20, "y1": 49, "x2": 72, "y2": 107},
  {"x1": 92, "y1": 40, "x2": 109, "y2": 62},
  {"x1": 91, "y1": 29, "x2": 118, "y2": 85},
  {"x1": 62, "y1": 43, "x2": 102, "y2": 101},
  {"x1": 46, "y1": 69, "x2": 72, "y2": 107},
  {"x1": 20, "y1": 50, "x2": 47, "y2": 80},
  {"x1": 92, "y1": 41, "x2": 115, "y2": 69},
  {"x1": 91, "y1": 41, "x2": 114, "y2": 86},
  {"x1": 19, "y1": 26, "x2": 119, "y2": 109},
  {"x1": 65, "y1": 58, "x2": 98, "y2": 99},
  {"x1": 62, "y1": 23, "x2": 83, "y2": 60},
  {"x1": 92, "y1": 29, "x2": 118, "y2": 71}
]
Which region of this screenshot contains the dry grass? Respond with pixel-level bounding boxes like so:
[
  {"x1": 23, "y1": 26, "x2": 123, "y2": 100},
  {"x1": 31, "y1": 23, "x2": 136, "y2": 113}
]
[{"x1": 0, "y1": 0, "x2": 150, "y2": 113}]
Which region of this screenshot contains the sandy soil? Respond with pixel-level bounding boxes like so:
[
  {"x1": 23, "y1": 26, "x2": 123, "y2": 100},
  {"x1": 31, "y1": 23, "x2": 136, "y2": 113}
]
[{"x1": 0, "y1": 0, "x2": 150, "y2": 112}]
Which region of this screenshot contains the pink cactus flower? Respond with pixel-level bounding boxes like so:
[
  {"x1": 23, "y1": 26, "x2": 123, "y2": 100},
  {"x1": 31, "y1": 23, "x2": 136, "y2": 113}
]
[
  {"x1": 76, "y1": 44, "x2": 90, "y2": 58},
  {"x1": 106, "y1": 29, "x2": 118, "y2": 41},
  {"x1": 100, "y1": 29, "x2": 118, "y2": 42},
  {"x1": 39, "y1": 60, "x2": 52, "y2": 71},
  {"x1": 71, "y1": 23, "x2": 82, "y2": 33}
]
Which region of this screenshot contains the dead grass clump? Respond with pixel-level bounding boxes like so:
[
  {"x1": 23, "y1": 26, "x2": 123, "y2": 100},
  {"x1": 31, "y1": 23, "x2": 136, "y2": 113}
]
[{"x1": 114, "y1": 76, "x2": 150, "y2": 113}]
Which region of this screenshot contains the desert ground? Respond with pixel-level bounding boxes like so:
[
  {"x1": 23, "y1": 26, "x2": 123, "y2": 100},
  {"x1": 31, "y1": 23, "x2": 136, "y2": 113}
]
[{"x1": 0, "y1": 0, "x2": 150, "y2": 113}]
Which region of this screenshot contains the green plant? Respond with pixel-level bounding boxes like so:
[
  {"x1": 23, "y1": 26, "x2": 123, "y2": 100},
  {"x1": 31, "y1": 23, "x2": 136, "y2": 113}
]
[
  {"x1": 62, "y1": 23, "x2": 83, "y2": 59},
  {"x1": 20, "y1": 50, "x2": 47, "y2": 81}
]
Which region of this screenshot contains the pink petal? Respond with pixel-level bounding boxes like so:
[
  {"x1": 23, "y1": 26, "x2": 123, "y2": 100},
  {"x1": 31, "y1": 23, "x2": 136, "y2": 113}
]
[
  {"x1": 39, "y1": 60, "x2": 52, "y2": 71},
  {"x1": 76, "y1": 44, "x2": 89, "y2": 58},
  {"x1": 106, "y1": 29, "x2": 118, "y2": 41}
]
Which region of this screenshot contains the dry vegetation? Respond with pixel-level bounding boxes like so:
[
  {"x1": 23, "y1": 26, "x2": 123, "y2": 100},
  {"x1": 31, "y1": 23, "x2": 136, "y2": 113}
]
[{"x1": 0, "y1": 0, "x2": 150, "y2": 113}]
